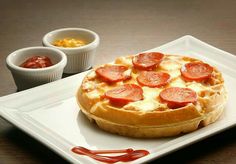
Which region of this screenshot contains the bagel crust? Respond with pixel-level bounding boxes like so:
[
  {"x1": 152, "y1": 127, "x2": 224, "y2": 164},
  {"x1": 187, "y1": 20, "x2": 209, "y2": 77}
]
[{"x1": 76, "y1": 54, "x2": 227, "y2": 138}]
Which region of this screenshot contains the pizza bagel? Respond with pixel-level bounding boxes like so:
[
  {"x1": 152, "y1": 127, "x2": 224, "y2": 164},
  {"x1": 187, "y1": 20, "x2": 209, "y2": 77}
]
[{"x1": 76, "y1": 52, "x2": 227, "y2": 138}]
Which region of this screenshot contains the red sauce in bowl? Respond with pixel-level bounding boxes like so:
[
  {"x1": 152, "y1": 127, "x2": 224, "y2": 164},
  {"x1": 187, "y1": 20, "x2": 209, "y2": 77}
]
[{"x1": 20, "y1": 56, "x2": 53, "y2": 68}]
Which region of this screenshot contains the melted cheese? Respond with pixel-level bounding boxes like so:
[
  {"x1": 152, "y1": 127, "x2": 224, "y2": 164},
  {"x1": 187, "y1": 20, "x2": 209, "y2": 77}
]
[
  {"x1": 86, "y1": 90, "x2": 100, "y2": 99},
  {"x1": 82, "y1": 81, "x2": 95, "y2": 91},
  {"x1": 116, "y1": 56, "x2": 133, "y2": 66},
  {"x1": 124, "y1": 80, "x2": 209, "y2": 111},
  {"x1": 170, "y1": 78, "x2": 186, "y2": 87},
  {"x1": 168, "y1": 70, "x2": 181, "y2": 79},
  {"x1": 123, "y1": 69, "x2": 132, "y2": 78},
  {"x1": 124, "y1": 99, "x2": 164, "y2": 112},
  {"x1": 187, "y1": 82, "x2": 211, "y2": 93},
  {"x1": 124, "y1": 87, "x2": 165, "y2": 112},
  {"x1": 142, "y1": 87, "x2": 161, "y2": 99},
  {"x1": 159, "y1": 56, "x2": 186, "y2": 79},
  {"x1": 87, "y1": 71, "x2": 96, "y2": 79},
  {"x1": 160, "y1": 60, "x2": 181, "y2": 70}
]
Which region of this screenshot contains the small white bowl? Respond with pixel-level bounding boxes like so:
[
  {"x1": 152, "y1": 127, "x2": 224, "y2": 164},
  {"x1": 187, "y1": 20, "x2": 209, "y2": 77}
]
[
  {"x1": 6, "y1": 47, "x2": 67, "y2": 90},
  {"x1": 42, "y1": 28, "x2": 100, "y2": 74}
]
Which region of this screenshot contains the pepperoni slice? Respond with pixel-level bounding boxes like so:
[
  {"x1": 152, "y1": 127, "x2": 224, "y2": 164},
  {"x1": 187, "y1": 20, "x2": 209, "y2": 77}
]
[
  {"x1": 137, "y1": 71, "x2": 170, "y2": 88},
  {"x1": 159, "y1": 87, "x2": 197, "y2": 109},
  {"x1": 105, "y1": 84, "x2": 143, "y2": 106},
  {"x1": 95, "y1": 65, "x2": 130, "y2": 83},
  {"x1": 181, "y1": 62, "x2": 213, "y2": 82},
  {"x1": 132, "y1": 52, "x2": 164, "y2": 70}
]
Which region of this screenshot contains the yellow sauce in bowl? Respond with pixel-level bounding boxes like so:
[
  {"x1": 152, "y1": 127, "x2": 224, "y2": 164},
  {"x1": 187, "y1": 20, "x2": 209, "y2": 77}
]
[{"x1": 53, "y1": 38, "x2": 86, "y2": 48}]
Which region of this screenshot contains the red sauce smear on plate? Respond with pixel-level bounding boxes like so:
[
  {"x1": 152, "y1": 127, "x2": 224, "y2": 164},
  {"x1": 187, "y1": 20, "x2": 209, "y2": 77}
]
[
  {"x1": 71, "y1": 146, "x2": 150, "y2": 163},
  {"x1": 20, "y1": 56, "x2": 53, "y2": 68}
]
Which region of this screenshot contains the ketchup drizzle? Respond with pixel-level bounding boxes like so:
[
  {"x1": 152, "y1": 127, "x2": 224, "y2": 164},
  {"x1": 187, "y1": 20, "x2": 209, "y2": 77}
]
[{"x1": 71, "y1": 146, "x2": 150, "y2": 163}]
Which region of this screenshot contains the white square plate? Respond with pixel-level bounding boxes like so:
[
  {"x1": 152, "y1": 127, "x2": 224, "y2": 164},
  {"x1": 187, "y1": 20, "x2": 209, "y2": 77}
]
[{"x1": 1, "y1": 35, "x2": 236, "y2": 164}]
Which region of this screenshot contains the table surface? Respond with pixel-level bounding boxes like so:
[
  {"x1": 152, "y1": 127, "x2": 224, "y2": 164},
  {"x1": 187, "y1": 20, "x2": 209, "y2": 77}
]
[{"x1": 1, "y1": 0, "x2": 236, "y2": 163}]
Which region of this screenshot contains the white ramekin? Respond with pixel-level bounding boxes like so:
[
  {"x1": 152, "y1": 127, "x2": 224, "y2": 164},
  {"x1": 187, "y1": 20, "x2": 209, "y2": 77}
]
[
  {"x1": 6, "y1": 47, "x2": 67, "y2": 91},
  {"x1": 42, "y1": 28, "x2": 100, "y2": 74}
]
